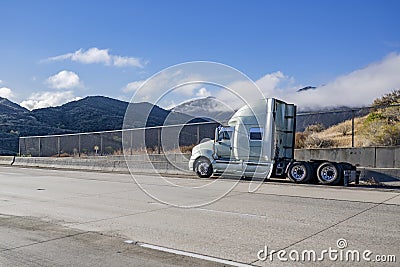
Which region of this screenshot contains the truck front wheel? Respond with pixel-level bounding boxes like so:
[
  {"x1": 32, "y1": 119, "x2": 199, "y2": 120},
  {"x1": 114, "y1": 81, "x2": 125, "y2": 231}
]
[
  {"x1": 194, "y1": 157, "x2": 213, "y2": 178},
  {"x1": 287, "y1": 162, "x2": 313, "y2": 183}
]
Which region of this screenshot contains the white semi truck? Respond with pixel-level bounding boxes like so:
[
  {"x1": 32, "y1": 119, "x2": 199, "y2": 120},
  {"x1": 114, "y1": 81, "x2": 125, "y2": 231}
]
[{"x1": 189, "y1": 98, "x2": 357, "y2": 185}]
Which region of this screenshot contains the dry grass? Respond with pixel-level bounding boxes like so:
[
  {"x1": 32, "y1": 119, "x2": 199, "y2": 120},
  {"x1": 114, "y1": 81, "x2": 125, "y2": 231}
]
[{"x1": 312, "y1": 116, "x2": 368, "y2": 147}]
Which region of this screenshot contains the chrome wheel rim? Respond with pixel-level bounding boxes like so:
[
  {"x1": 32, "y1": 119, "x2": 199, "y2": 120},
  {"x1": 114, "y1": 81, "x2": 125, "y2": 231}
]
[
  {"x1": 198, "y1": 162, "x2": 210, "y2": 176},
  {"x1": 291, "y1": 165, "x2": 306, "y2": 181},
  {"x1": 320, "y1": 166, "x2": 337, "y2": 182}
]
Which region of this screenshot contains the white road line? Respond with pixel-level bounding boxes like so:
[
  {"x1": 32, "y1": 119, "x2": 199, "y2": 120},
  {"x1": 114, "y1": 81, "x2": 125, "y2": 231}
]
[
  {"x1": 196, "y1": 207, "x2": 266, "y2": 218},
  {"x1": 136, "y1": 242, "x2": 254, "y2": 267}
]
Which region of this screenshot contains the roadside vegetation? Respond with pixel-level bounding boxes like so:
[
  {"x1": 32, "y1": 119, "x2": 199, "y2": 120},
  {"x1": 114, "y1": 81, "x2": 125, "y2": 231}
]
[{"x1": 296, "y1": 89, "x2": 400, "y2": 148}]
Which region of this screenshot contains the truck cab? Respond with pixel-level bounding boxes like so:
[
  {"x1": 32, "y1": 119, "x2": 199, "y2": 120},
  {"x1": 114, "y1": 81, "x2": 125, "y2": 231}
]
[{"x1": 189, "y1": 98, "x2": 296, "y2": 179}]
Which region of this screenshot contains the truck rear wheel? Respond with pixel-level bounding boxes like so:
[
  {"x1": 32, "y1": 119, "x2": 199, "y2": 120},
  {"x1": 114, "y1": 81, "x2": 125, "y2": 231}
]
[
  {"x1": 287, "y1": 162, "x2": 313, "y2": 183},
  {"x1": 194, "y1": 157, "x2": 213, "y2": 178},
  {"x1": 317, "y1": 162, "x2": 342, "y2": 185}
]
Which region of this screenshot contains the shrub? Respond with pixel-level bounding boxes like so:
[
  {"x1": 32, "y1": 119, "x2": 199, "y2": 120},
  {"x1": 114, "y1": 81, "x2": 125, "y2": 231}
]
[
  {"x1": 360, "y1": 89, "x2": 400, "y2": 146},
  {"x1": 179, "y1": 144, "x2": 197, "y2": 153},
  {"x1": 337, "y1": 123, "x2": 352, "y2": 136},
  {"x1": 372, "y1": 89, "x2": 400, "y2": 108},
  {"x1": 295, "y1": 132, "x2": 308, "y2": 149},
  {"x1": 304, "y1": 135, "x2": 336, "y2": 148},
  {"x1": 305, "y1": 123, "x2": 325, "y2": 133}
]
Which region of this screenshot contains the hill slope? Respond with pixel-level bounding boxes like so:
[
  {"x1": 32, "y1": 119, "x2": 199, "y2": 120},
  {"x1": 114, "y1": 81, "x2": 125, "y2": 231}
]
[
  {"x1": 171, "y1": 96, "x2": 235, "y2": 122},
  {"x1": 0, "y1": 97, "x2": 29, "y2": 114},
  {"x1": 31, "y1": 96, "x2": 128, "y2": 132}
]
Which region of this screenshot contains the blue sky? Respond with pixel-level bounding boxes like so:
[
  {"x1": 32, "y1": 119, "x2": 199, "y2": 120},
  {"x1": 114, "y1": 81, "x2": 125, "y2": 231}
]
[{"x1": 0, "y1": 0, "x2": 399, "y2": 110}]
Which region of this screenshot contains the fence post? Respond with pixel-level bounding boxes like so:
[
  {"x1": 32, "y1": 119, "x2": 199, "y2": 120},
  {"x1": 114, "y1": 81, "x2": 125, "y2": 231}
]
[
  {"x1": 18, "y1": 137, "x2": 21, "y2": 156},
  {"x1": 351, "y1": 110, "x2": 355, "y2": 148},
  {"x1": 100, "y1": 134, "x2": 103, "y2": 156},
  {"x1": 130, "y1": 130, "x2": 133, "y2": 155},
  {"x1": 197, "y1": 124, "x2": 200, "y2": 144},
  {"x1": 57, "y1": 136, "x2": 60, "y2": 157},
  {"x1": 157, "y1": 127, "x2": 161, "y2": 154},
  {"x1": 78, "y1": 134, "x2": 81, "y2": 157},
  {"x1": 38, "y1": 137, "x2": 41, "y2": 157}
]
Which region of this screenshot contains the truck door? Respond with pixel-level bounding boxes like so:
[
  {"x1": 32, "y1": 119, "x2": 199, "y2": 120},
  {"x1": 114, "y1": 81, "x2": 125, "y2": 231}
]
[
  {"x1": 215, "y1": 127, "x2": 233, "y2": 159},
  {"x1": 248, "y1": 127, "x2": 263, "y2": 160}
]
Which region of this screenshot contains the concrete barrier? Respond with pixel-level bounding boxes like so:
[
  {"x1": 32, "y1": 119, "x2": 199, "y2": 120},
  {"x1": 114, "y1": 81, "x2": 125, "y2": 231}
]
[
  {"x1": 12, "y1": 154, "x2": 194, "y2": 176},
  {"x1": 13, "y1": 157, "x2": 118, "y2": 172},
  {"x1": 0, "y1": 156, "x2": 14, "y2": 165},
  {"x1": 376, "y1": 147, "x2": 398, "y2": 168},
  {"x1": 295, "y1": 146, "x2": 400, "y2": 168}
]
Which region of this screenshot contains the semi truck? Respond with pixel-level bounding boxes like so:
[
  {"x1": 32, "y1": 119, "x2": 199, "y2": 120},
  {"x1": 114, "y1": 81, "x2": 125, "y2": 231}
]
[{"x1": 188, "y1": 98, "x2": 357, "y2": 185}]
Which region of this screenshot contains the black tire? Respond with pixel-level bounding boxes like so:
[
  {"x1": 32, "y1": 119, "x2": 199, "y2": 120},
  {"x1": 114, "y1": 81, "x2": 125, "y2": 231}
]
[
  {"x1": 194, "y1": 157, "x2": 213, "y2": 178},
  {"x1": 317, "y1": 162, "x2": 342, "y2": 185},
  {"x1": 287, "y1": 162, "x2": 313, "y2": 183}
]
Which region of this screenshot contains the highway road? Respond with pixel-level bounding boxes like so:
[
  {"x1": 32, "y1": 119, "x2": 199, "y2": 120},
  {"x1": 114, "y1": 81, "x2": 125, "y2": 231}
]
[{"x1": 0, "y1": 166, "x2": 399, "y2": 266}]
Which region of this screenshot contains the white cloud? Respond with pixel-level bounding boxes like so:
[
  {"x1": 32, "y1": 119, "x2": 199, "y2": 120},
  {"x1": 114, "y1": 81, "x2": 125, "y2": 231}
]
[
  {"x1": 270, "y1": 52, "x2": 400, "y2": 109},
  {"x1": 0, "y1": 87, "x2": 15, "y2": 99},
  {"x1": 174, "y1": 83, "x2": 202, "y2": 96},
  {"x1": 20, "y1": 91, "x2": 81, "y2": 110},
  {"x1": 122, "y1": 80, "x2": 146, "y2": 93},
  {"x1": 113, "y1": 56, "x2": 143, "y2": 67},
  {"x1": 123, "y1": 62, "x2": 266, "y2": 110},
  {"x1": 45, "y1": 47, "x2": 145, "y2": 68},
  {"x1": 256, "y1": 71, "x2": 285, "y2": 93},
  {"x1": 123, "y1": 70, "x2": 204, "y2": 102},
  {"x1": 46, "y1": 70, "x2": 81, "y2": 89},
  {"x1": 71, "y1": 47, "x2": 111, "y2": 64},
  {"x1": 164, "y1": 100, "x2": 178, "y2": 110},
  {"x1": 212, "y1": 53, "x2": 400, "y2": 110},
  {"x1": 255, "y1": 71, "x2": 296, "y2": 96},
  {"x1": 196, "y1": 87, "x2": 211, "y2": 97},
  {"x1": 214, "y1": 78, "x2": 272, "y2": 110},
  {"x1": 311, "y1": 53, "x2": 400, "y2": 107},
  {"x1": 210, "y1": 71, "x2": 296, "y2": 109},
  {"x1": 0, "y1": 79, "x2": 3, "y2": 84}
]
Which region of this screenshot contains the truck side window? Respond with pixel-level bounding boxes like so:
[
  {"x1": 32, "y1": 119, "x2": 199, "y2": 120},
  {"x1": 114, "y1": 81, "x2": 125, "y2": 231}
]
[
  {"x1": 217, "y1": 127, "x2": 233, "y2": 141},
  {"x1": 249, "y1": 127, "x2": 263, "y2": 140},
  {"x1": 219, "y1": 130, "x2": 232, "y2": 140}
]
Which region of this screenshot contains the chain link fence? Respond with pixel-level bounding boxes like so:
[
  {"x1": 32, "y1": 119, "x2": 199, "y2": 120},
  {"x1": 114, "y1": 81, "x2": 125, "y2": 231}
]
[
  {"x1": 18, "y1": 122, "x2": 220, "y2": 157},
  {"x1": 2, "y1": 104, "x2": 398, "y2": 157}
]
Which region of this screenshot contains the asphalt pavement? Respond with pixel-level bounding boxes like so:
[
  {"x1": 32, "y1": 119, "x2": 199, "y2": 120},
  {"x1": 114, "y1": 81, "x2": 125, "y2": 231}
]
[{"x1": 0, "y1": 166, "x2": 399, "y2": 266}]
